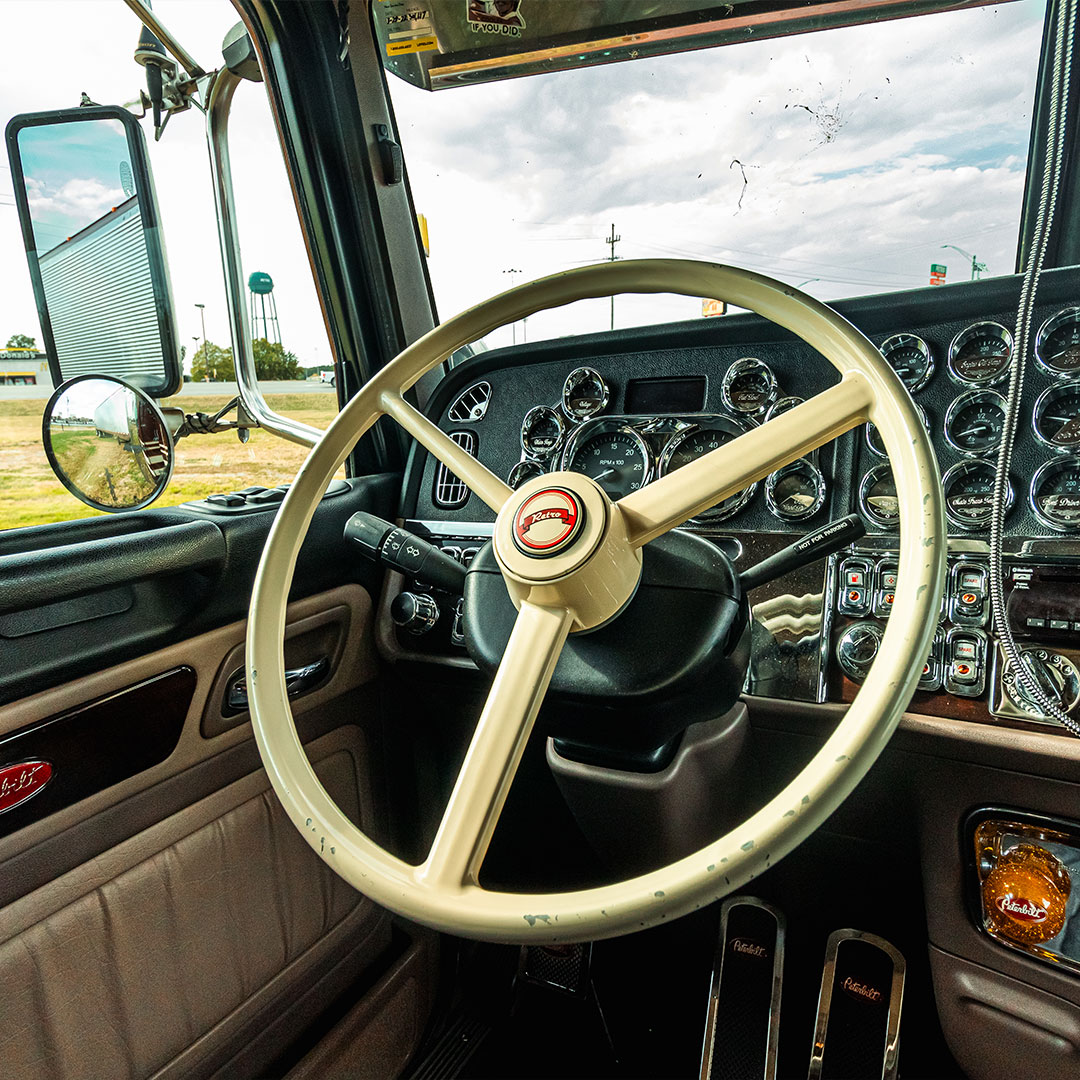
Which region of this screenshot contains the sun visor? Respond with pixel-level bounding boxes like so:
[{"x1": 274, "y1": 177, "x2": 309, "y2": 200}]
[{"x1": 374, "y1": 0, "x2": 1010, "y2": 91}]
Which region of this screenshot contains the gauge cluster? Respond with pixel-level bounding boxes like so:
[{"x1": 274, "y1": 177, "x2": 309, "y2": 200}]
[
  {"x1": 504, "y1": 364, "x2": 826, "y2": 527},
  {"x1": 856, "y1": 305, "x2": 1080, "y2": 537}
]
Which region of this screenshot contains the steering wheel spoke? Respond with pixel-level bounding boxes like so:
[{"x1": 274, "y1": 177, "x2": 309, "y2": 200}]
[
  {"x1": 380, "y1": 390, "x2": 512, "y2": 514},
  {"x1": 420, "y1": 601, "x2": 573, "y2": 890},
  {"x1": 617, "y1": 375, "x2": 873, "y2": 547}
]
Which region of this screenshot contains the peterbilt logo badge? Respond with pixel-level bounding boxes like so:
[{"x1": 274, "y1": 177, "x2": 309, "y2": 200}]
[
  {"x1": 730, "y1": 937, "x2": 769, "y2": 959},
  {"x1": 512, "y1": 488, "x2": 583, "y2": 556},
  {"x1": 0, "y1": 761, "x2": 53, "y2": 815},
  {"x1": 995, "y1": 895, "x2": 1049, "y2": 923},
  {"x1": 841, "y1": 976, "x2": 884, "y2": 1003}
]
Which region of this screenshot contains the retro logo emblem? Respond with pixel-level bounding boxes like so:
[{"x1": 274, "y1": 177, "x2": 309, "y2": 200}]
[
  {"x1": 995, "y1": 895, "x2": 1049, "y2": 923},
  {"x1": 512, "y1": 488, "x2": 584, "y2": 556},
  {"x1": 0, "y1": 760, "x2": 53, "y2": 815}
]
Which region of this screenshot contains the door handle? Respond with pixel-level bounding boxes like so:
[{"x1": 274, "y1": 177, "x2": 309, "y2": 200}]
[{"x1": 226, "y1": 656, "x2": 330, "y2": 713}]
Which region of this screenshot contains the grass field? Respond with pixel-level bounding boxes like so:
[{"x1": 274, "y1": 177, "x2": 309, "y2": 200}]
[{"x1": 0, "y1": 391, "x2": 338, "y2": 531}]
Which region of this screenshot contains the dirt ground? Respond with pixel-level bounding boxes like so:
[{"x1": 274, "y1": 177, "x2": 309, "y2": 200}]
[{"x1": 0, "y1": 391, "x2": 339, "y2": 531}]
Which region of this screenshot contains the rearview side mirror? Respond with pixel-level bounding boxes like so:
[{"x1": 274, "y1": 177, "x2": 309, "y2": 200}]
[
  {"x1": 43, "y1": 375, "x2": 174, "y2": 512},
  {"x1": 5, "y1": 105, "x2": 182, "y2": 397}
]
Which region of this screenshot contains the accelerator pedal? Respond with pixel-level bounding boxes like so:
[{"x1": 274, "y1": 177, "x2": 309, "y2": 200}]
[
  {"x1": 517, "y1": 942, "x2": 592, "y2": 996},
  {"x1": 807, "y1": 929, "x2": 905, "y2": 1080},
  {"x1": 699, "y1": 896, "x2": 785, "y2": 1080}
]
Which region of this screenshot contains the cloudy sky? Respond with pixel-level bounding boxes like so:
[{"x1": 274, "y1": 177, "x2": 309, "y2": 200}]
[{"x1": 0, "y1": 1, "x2": 1046, "y2": 365}]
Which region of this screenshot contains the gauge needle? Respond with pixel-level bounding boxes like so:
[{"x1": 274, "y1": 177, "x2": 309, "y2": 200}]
[
  {"x1": 957, "y1": 423, "x2": 991, "y2": 437},
  {"x1": 594, "y1": 468, "x2": 616, "y2": 482},
  {"x1": 1048, "y1": 415, "x2": 1076, "y2": 424}
]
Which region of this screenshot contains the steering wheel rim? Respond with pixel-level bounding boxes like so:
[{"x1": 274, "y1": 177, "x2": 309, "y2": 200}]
[{"x1": 246, "y1": 259, "x2": 945, "y2": 944}]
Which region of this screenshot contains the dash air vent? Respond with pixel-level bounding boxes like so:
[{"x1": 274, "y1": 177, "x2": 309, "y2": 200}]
[
  {"x1": 433, "y1": 430, "x2": 477, "y2": 509},
  {"x1": 448, "y1": 381, "x2": 491, "y2": 422}
]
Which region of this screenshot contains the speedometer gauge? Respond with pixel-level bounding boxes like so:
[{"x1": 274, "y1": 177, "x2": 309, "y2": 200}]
[
  {"x1": 765, "y1": 459, "x2": 825, "y2": 521},
  {"x1": 659, "y1": 419, "x2": 756, "y2": 522},
  {"x1": 942, "y1": 461, "x2": 1013, "y2": 530},
  {"x1": 1033, "y1": 382, "x2": 1080, "y2": 450},
  {"x1": 721, "y1": 358, "x2": 777, "y2": 416},
  {"x1": 562, "y1": 367, "x2": 609, "y2": 421},
  {"x1": 1036, "y1": 309, "x2": 1080, "y2": 376},
  {"x1": 564, "y1": 424, "x2": 650, "y2": 499},
  {"x1": 944, "y1": 390, "x2": 1006, "y2": 457},
  {"x1": 1030, "y1": 457, "x2": 1080, "y2": 532},
  {"x1": 948, "y1": 322, "x2": 1013, "y2": 387},
  {"x1": 880, "y1": 333, "x2": 933, "y2": 392}
]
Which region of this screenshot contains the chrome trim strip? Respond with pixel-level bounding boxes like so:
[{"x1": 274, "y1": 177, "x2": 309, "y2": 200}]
[{"x1": 807, "y1": 928, "x2": 905, "y2": 1080}]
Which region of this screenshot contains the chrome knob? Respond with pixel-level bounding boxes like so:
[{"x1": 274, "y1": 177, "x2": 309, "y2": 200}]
[
  {"x1": 836, "y1": 621, "x2": 883, "y2": 681},
  {"x1": 391, "y1": 592, "x2": 439, "y2": 635}
]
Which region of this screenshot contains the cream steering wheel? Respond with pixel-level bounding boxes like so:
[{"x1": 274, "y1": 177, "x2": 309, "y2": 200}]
[{"x1": 246, "y1": 260, "x2": 945, "y2": 944}]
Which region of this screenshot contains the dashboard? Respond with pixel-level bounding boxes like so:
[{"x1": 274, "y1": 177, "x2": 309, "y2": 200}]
[{"x1": 390, "y1": 267, "x2": 1080, "y2": 737}]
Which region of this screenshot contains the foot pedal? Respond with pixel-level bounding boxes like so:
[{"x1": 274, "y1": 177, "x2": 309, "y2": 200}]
[
  {"x1": 699, "y1": 896, "x2": 785, "y2": 1080},
  {"x1": 807, "y1": 929, "x2": 905, "y2": 1080},
  {"x1": 517, "y1": 942, "x2": 592, "y2": 996}
]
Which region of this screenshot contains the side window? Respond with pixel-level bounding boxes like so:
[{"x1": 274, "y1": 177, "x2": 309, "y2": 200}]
[{"x1": 0, "y1": 1, "x2": 335, "y2": 531}]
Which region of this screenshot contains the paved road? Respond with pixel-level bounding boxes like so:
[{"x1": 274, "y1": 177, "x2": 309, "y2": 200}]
[{"x1": 1, "y1": 380, "x2": 335, "y2": 401}]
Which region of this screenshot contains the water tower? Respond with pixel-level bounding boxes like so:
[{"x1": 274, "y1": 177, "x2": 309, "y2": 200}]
[{"x1": 247, "y1": 270, "x2": 281, "y2": 344}]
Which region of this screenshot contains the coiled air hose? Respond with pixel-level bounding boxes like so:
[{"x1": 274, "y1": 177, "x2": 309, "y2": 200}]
[{"x1": 989, "y1": 0, "x2": 1078, "y2": 732}]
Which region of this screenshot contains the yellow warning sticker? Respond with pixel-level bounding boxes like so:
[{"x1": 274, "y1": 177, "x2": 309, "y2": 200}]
[{"x1": 386, "y1": 34, "x2": 439, "y2": 55}]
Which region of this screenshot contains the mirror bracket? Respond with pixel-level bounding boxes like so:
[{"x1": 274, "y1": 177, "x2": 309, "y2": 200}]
[{"x1": 172, "y1": 396, "x2": 260, "y2": 443}]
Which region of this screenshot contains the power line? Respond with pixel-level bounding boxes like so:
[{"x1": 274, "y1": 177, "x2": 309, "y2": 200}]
[{"x1": 605, "y1": 223, "x2": 621, "y2": 330}]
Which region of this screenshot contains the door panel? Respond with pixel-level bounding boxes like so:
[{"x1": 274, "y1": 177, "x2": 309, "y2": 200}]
[{"x1": 0, "y1": 482, "x2": 438, "y2": 1077}]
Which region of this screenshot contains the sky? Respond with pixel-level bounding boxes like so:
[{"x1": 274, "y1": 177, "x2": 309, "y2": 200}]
[{"x1": 0, "y1": 0, "x2": 1047, "y2": 366}]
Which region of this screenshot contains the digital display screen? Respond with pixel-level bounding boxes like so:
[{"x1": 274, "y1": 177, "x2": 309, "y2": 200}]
[{"x1": 625, "y1": 376, "x2": 706, "y2": 414}]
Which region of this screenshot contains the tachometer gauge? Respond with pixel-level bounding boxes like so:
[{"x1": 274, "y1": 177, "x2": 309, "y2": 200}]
[
  {"x1": 948, "y1": 322, "x2": 1013, "y2": 387},
  {"x1": 507, "y1": 459, "x2": 545, "y2": 489},
  {"x1": 1036, "y1": 309, "x2": 1080, "y2": 376},
  {"x1": 944, "y1": 390, "x2": 1006, "y2": 457},
  {"x1": 520, "y1": 405, "x2": 564, "y2": 457},
  {"x1": 880, "y1": 333, "x2": 934, "y2": 393},
  {"x1": 1033, "y1": 382, "x2": 1080, "y2": 450},
  {"x1": 1030, "y1": 457, "x2": 1080, "y2": 532},
  {"x1": 865, "y1": 405, "x2": 929, "y2": 458},
  {"x1": 859, "y1": 465, "x2": 899, "y2": 529},
  {"x1": 659, "y1": 419, "x2": 756, "y2": 522},
  {"x1": 721, "y1": 357, "x2": 777, "y2": 416},
  {"x1": 562, "y1": 367, "x2": 609, "y2": 421},
  {"x1": 564, "y1": 424, "x2": 650, "y2": 499},
  {"x1": 764, "y1": 395, "x2": 804, "y2": 421},
  {"x1": 765, "y1": 459, "x2": 825, "y2": 520},
  {"x1": 942, "y1": 461, "x2": 1013, "y2": 530}
]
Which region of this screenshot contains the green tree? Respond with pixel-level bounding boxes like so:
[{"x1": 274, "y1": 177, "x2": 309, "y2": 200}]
[
  {"x1": 252, "y1": 338, "x2": 303, "y2": 380},
  {"x1": 190, "y1": 341, "x2": 236, "y2": 382},
  {"x1": 5, "y1": 333, "x2": 36, "y2": 350}
]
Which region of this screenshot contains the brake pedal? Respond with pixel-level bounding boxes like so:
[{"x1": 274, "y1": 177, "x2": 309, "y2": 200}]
[
  {"x1": 807, "y1": 929, "x2": 905, "y2": 1080},
  {"x1": 699, "y1": 896, "x2": 785, "y2": 1080}
]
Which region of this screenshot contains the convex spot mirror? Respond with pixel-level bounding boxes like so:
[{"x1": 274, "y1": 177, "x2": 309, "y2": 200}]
[
  {"x1": 44, "y1": 375, "x2": 174, "y2": 512},
  {"x1": 5, "y1": 105, "x2": 181, "y2": 397}
]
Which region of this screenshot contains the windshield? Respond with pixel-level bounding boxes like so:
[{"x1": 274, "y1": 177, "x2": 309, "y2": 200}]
[{"x1": 387, "y1": 1, "x2": 1046, "y2": 350}]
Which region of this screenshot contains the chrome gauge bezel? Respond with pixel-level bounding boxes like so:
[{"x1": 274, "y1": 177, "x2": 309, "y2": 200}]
[
  {"x1": 865, "y1": 405, "x2": 929, "y2": 459},
  {"x1": 947, "y1": 322, "x2": 1013, "y2": 387},
  {"x1": 519, "y1": 404, "x2": 565, "y2": 458},
  {"x1": 1029, "y1": 456, "x2": 1080, "y2": 533},
  {"x1": 880, "y1": 333, "x2": 934, "y2": 393},
  {"x1": 764, "y1": 395, "x2": 804, "y2": 421},
  {"x1": 720, "y1": 357, "x2": 778, "y2": 417},
  {"x1": 941, "y1": 460, "x2": 1013, "y2": 531},
  {"x1": 943, "y1": 389, "x2": 1007, "y2": 458},
  {"x1": 1035, "y1": 308, "x2": 1080, "y2": 377},
  {"x1": 765, "y1": 458, "x2": 826, "y2": 521},
  {"x1": 1032, "y1": 380, "x2": 1080, "y2": 452},
  {"x1": 658, "y1": 417, "x2": 757, "y2": 522},
  {"x1": 561, "y1": 418, "x2": 653, "y2": 498},
  {"x1": 858, "y1": 464, "x2": 899, "y2": 530},
  {"x1": 507, "y1": 459, "x2": 546, "y2": 490},
  {"x1": 561, "y1": 366, "x2": 610, "y2": 422}
]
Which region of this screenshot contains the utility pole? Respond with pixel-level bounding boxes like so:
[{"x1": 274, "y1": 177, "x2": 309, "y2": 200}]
[
  {"x1": 941, "y1": 244, "x2": 987, "y2": 281},
  {"x1": 194, "y1": 302, "x2": 208, "y2": 377},
  {"x1": 605, "y1": 223, "x2": 620, "y2": 330}
]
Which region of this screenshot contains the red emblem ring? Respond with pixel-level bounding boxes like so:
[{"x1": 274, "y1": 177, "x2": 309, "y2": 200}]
[{"x1": 512, "y1": 488, "x2": 585, "y2": 557}]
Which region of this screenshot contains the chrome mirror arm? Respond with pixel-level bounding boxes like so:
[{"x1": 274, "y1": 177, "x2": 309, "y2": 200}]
[{"x1": 205, "y1": 67, "x2": 322, "y2": 449}]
